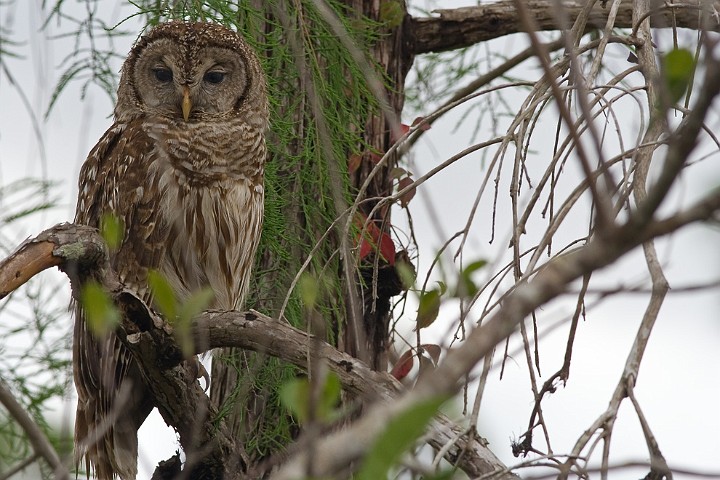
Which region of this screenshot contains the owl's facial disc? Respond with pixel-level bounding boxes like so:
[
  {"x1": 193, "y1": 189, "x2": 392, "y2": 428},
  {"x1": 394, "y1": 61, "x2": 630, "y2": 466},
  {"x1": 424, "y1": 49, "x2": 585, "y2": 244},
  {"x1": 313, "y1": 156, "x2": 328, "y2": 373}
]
[{"x1": 129, "y1": 36, "x2": 253, "y2": 122}]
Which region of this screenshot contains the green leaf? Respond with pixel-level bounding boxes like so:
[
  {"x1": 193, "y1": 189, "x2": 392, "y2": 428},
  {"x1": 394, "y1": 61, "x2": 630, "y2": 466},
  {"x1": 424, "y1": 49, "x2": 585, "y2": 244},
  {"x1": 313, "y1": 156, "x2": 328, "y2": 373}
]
[
  {"x1": 356, "y1": 396, "x2": 446, "y2": 480},
  {"x1": 100, "y1": 214, "x2": 124, "y2": 251},
  {"x1": 148, "y1": 270, "x2": 177, "y2": 320},
  {"x1": 80, "y1": 282, "x2": 120, "y2": 337},
  {"x1": 178, "y1": 288, "x2": 215, "y2": 324},
  {"x1": 280, "y1": 378, "x2": 310, "y2": 422},
  {"x1": 396, "y1": 261, "x2": 416, "y2": 290},
  {"x1": 176, "y1": 287, "x2": 214, "y2": 356},
  {"x1": 319, "y1": 373, "x2": 342, "y2": 421},
  {"x1": 455, "y1": 259, "x2": 487, "y2": 298},
  {"x1": 664, "y1": 48, "x2": 695, "y2": 104},
  {"x1": 298, "y1": 272, "x2": 319, "y2": 310},
  {"x1": 416, "y1": 287, "x2": 442, "y2": 330},
  {"x1": 279, "y1": 373, "x2": 342, "y2": 424},
  {"x1": 379, "y1": 0, "x2": 404, "y2": 28}
]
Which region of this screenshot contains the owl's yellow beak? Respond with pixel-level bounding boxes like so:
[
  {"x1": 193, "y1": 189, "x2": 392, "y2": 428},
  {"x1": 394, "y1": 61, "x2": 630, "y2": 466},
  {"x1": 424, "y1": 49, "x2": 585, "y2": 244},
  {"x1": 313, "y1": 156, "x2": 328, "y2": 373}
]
[{"x1": 181, "y1": 86, "x2": 192, "y2": 122}]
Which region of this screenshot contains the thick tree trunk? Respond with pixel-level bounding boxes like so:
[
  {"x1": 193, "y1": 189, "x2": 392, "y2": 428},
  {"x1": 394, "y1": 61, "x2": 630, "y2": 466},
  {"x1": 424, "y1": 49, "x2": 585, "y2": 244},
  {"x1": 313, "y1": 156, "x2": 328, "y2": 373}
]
[{"x1": 342, "y1": 0, "x2": 414, "y2": 371}]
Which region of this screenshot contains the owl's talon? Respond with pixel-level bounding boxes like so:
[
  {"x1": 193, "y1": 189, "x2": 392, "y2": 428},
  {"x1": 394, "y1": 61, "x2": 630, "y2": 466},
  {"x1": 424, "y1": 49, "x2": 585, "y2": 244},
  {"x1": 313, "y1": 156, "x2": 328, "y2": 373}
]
[
  {"x1": 199, "y1": 363, "x2": 210, "y2": 392},
  {"x1": 186, "y1": 357, "x2": 210, "y2": 391}
]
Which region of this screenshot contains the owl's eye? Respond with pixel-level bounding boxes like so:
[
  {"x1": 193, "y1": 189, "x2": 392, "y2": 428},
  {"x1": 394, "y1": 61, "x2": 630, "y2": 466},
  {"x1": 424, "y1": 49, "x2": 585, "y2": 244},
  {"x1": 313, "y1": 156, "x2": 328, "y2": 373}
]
[
  {"x1": 204, "y1": 71, "x2": 225, "y2": 84},
  {"x1": 153, "y1": 68, "x2": 173, "y2": 83}
]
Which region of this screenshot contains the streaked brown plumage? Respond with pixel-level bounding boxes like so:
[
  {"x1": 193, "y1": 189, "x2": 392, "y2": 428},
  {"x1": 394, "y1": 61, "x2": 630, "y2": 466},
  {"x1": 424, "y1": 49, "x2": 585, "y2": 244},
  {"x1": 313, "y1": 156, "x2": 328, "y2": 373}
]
[{"x1": 73, "y1": 22, "x2": 267, "y2": 479}]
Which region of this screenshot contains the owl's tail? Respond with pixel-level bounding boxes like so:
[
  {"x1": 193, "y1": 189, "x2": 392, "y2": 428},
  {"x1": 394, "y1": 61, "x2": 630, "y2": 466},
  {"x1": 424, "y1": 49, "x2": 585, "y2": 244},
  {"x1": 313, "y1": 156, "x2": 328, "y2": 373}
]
[{"x1": 74, "y1": 315, "x2": 153, "y2": 480}]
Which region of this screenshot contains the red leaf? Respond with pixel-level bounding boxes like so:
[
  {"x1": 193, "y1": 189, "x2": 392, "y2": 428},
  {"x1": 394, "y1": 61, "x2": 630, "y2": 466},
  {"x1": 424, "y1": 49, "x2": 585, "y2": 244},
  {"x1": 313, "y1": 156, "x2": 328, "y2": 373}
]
[
  {"x1": 348, "y1": 153, "x2": 362, "y2": 173},
  {"x1": 379, "y1": 231, "x2": 396, "y2": 265},
  {"x1": 391, "y1": 350, "x2": 414, "y2": 380},
  {"x1": 359, "y1": 238, "x2": 373, "y2": 260},
  {"x1": 420, "y1": 344, "x2": 441, "y2": 365},
  {"x1": 354, "y1": 212, "x2": 396, "y2": 265},
  {"x1": 368, "y1": 152, "x2": 384, "y2": 165},
  {"x1": 391, "y1": 123, "x2": 411, "y2": 143},
  {"x1": 398, "y1": 176, "x2": 416, "y2": 208},
  {"x1": 354, "y1": 213, "x2": 373, "y2": 260},
  {"x1": 354, "y1": 212, "x2": 381, "y2": 240},
  {"x1": 411, "y1": 116, "x2": 431, "y2": 131}
]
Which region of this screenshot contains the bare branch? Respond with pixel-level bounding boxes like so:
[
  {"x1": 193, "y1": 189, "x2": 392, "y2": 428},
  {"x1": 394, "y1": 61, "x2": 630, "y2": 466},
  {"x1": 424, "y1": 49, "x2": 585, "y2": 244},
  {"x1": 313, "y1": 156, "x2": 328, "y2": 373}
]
[
  {"x1": 271, "y1": 180, "x2": 720, "y2": 478},
  {"x1": 0, "y1": 233, "x2": 62, "y2": 299},
  {"x1": 0, "y1": 454, "x2": 40, "y2": 480},
  {"x1": 408, "y1": 0, "x2": 720, "y2": 54}
]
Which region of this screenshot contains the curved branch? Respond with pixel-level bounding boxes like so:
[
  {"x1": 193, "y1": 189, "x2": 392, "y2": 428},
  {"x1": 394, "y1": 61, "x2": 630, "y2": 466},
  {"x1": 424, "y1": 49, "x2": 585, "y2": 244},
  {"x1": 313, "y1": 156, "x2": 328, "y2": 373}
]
[
  {"x1": 0, "y1": 230, "x2": 65, "y2": 299},
  {"x1": 193, "y1": 310, "x2": 515, "y2": 478},
  {"x1": 0, "y1": 223, "x2": 513, "y2": 479},
  {"x1": 4, "y1": 161, "x2": 720, "y2": 479}
]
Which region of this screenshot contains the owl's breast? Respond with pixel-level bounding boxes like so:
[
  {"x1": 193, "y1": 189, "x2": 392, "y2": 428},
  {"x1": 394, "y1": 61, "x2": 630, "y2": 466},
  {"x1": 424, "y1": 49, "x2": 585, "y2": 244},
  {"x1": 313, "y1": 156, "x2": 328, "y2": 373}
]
[
  {"x1": 144, "y1": 118, "x2": 265, "y2": 310},
  {"x1": 144, "y1": 117, "x2": 265, "y2": 186}
]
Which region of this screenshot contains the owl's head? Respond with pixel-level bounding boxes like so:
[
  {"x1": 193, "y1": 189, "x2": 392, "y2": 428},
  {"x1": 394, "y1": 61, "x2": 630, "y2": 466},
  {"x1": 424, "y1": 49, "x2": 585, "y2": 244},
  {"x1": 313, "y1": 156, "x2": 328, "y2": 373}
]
[{"x1": 115, "y1": 22, "x2": 267, "y2": 126}]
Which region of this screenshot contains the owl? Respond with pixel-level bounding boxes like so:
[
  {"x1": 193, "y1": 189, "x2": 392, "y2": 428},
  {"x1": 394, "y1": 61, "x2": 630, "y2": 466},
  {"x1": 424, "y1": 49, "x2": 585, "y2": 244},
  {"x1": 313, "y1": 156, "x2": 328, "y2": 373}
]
[{"x1": 73, "y1": 22, "x2": 267, "y2": 479}]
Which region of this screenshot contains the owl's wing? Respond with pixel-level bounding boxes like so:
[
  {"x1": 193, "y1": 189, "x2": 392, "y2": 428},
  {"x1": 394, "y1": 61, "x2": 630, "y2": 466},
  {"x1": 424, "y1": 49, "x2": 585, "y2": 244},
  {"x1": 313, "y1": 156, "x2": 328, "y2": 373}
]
[
  {"x1": 76, "y1": 120, "x2": 169, "y2": 296},
  {"x1": 74, "y1": 119, "x2": 165, "y2": 479}
]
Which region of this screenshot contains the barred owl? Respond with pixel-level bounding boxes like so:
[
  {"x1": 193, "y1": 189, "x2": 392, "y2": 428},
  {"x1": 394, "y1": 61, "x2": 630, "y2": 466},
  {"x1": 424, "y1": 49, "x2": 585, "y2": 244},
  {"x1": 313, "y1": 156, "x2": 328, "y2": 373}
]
[{"x1": 73, "y1": 22, "x2": 267, "y2": 479}]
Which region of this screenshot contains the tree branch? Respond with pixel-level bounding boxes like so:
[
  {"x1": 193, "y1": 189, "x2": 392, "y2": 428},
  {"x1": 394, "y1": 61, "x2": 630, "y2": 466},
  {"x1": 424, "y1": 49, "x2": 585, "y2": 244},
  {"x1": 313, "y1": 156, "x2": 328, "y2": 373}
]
[
  {"x1": 0, "y1": 223, "x2": 513, "y2": 479},
  {"x1": 0, "y1": 232, "x2": 62, "y2": 300},
  {"x1": 270, "y1": 188, "x2": 720, "y2": 479},
  {"x1": 1, "y1": 157, "x2": 718, "y2": 478},
  {"x1": 193, "y1": 310, "x2": 516, "y2": 478},
  {"x1": 408, "y1": 0, "x2": 720, "y2": 54},
  {"x1": 0, "y1": 223, "x2": 241, "y2": 479},
  {"x1": 3, "y1": 161, "x2": 720, "y2": 478}
]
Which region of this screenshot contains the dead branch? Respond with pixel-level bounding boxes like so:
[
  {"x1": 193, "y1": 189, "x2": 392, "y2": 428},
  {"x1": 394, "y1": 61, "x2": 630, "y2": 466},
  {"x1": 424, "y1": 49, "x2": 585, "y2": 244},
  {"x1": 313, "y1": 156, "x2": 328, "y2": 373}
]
[
  {"x1": 0, "y1": 232, "x2": 64, "y2": 299},
  {"x1": 408, "y1": 0, "x2": 720, "y2": 54}
]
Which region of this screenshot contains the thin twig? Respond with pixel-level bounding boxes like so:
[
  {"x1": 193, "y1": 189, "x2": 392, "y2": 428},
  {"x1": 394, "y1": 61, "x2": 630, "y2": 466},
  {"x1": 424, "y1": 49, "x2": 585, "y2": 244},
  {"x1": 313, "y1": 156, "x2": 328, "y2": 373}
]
[
  {"x1": 0, "y1": 379, "x2": 68, "y2": 479},
  {"x1": 0, "y1": 454, "x2": 39, "y2": 480}
]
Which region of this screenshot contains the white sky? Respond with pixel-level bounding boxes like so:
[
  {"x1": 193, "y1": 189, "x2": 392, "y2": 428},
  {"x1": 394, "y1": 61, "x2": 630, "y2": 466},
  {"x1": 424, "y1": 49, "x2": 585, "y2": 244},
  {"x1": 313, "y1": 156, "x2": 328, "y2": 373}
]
[{"x1": 1, "y1": 1, "x2": 719, "y2": 478}]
